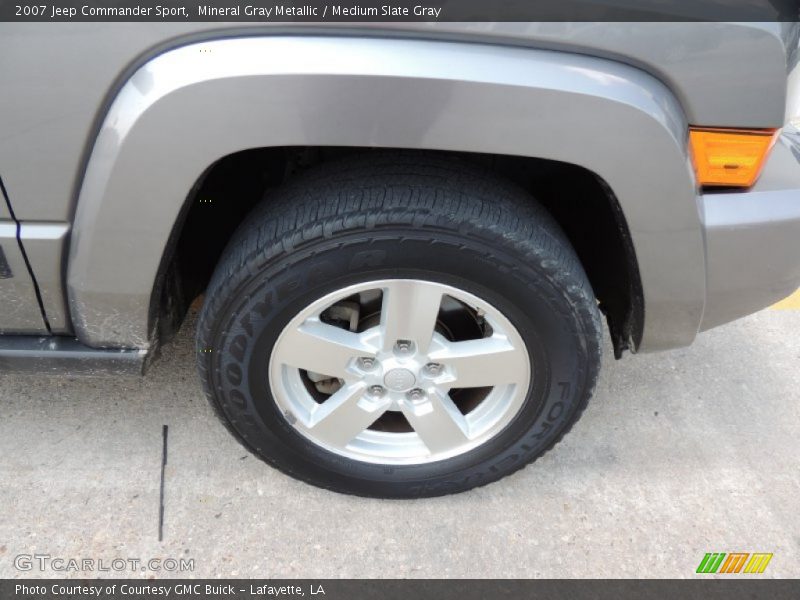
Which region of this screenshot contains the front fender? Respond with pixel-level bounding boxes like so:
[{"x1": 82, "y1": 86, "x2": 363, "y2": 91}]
[{"x1": 68, "y1": 36, "x2": 702, "y2": 351}]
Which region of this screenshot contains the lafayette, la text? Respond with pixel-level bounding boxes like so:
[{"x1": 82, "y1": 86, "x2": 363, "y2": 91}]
[{"x1": 16, "y1": 584, "x2": 325, "y2": 597}]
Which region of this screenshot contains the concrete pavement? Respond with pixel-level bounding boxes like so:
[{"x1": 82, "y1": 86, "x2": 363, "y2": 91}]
[{"x1": 1, "y1": 297, "x2": 799, "y2": 578}]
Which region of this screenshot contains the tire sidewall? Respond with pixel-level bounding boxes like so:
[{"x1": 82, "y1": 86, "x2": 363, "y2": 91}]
[{"x1": 203, "y1": 229, "x2": 593, "y2": 497}]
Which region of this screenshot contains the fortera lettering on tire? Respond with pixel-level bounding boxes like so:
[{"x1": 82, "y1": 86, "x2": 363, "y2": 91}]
[{"x1": 197, "y1": 154, "x2": 602, "y2": 497}]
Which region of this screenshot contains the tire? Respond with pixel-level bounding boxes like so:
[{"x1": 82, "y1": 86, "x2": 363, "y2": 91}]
[{"x1": 197, "y1": 153, "x2": 602, "y2": 498}]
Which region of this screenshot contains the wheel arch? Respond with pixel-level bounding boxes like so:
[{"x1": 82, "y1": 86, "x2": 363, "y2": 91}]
[
  {"x1": 67, "y1": 35, "x2": 702, "y2": 354},
  {"x1": 157, "y1": 147, "x2": 644, "y2": 360}
]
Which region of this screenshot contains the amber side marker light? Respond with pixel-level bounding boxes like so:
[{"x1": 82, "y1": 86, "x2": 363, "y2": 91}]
[{"x1": 689, "y1": 127, "x2": 779, "y2": 188}]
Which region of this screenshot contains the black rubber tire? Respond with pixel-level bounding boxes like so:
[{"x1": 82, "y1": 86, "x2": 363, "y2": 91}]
[{"x1": 197, "y1": 153, "x2": 603, "y2": 498}]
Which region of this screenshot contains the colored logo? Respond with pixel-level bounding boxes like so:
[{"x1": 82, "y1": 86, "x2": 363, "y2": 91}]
[{"x1": 696, "y1": 552, "x2": 773, "y2": 574}]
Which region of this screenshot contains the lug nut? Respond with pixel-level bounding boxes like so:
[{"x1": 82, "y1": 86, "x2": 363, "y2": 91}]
[
  {"x1": 406, "y1": 388, "x2": 426, "y2": 402},
  {"x1": 358, "y1": 357, "x2": 376, "y2": 370},
  {"x1": 368, "y1": 385, "x2": 386, "y2": 398},
  {"x1": 424, "y1": 363, "x2": 443, "y2": 376},
  {"x1": 394, "y1": 340, "x2": 414, "y2": 355}
]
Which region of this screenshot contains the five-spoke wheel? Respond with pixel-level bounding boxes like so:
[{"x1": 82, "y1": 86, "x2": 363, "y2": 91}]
[
  {"x1": 197, "y1": 153, "x2": 602, "y2": 497},
  {"x1": 269, "y1": 279, "x2": 530, "y2": 464}
]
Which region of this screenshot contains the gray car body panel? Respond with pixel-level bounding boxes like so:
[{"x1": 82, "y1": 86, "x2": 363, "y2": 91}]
[
  {"x1": 18, "y1": 223, "x2": 70, "y2": 332},
  {"x1": 0, "y1": 22, "x2": 798, "y2": 359},
  {"x1": 0, "y1": 221, "x2": 47, "y2": 333},
  {"x1": 0, "y1": 182, "x2": 47, "y2": 333},
  {"x1": 701, "y1": 127, "x2": 800, "y2": 331},
  {"x1": 67, "y1": 35, "x2": 703, "y2": 352},
  {"x1": 0, "y1": 22, "x2": 792, "y2": 224}
]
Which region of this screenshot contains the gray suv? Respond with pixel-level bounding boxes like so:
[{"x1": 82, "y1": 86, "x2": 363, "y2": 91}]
[{"x1": 1, "y1": 22, "x2": 799, "y2": 497}]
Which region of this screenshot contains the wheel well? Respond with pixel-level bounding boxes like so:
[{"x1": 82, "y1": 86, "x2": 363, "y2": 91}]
[{"x1": 153, "y1": 147, "x2": 643, "y2": 359}]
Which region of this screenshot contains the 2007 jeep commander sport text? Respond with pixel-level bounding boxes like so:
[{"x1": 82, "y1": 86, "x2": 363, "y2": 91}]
[{"x1": 1, "y1": 17, "x2": 799, "y2": 497}]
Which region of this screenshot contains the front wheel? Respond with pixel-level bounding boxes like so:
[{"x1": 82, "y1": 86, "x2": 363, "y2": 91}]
[{"x1": 197, "y1": 154, "x2": 602, "y2": 498}]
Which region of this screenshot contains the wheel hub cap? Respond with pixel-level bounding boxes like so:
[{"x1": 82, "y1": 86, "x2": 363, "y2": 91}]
[{"x1": 383, "y1": 368, "x2": 416, "y2": 392}]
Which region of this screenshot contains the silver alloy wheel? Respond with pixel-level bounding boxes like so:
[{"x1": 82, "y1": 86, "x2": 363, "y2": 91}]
[{"x1": 268, "y1": 279, "x2": 531, "y2": 465}]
